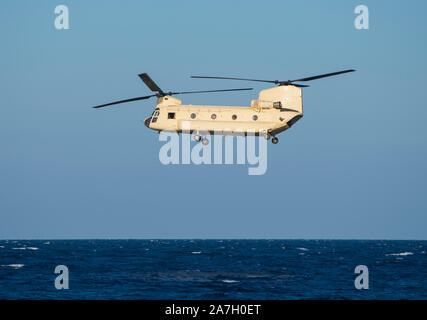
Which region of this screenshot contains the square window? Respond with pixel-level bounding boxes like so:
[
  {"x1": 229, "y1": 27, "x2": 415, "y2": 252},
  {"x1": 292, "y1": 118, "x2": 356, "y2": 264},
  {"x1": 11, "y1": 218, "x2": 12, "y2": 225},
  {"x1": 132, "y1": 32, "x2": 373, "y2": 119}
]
[{"x1": 168, "y1": 112, "x2": 176, "y2": 119}]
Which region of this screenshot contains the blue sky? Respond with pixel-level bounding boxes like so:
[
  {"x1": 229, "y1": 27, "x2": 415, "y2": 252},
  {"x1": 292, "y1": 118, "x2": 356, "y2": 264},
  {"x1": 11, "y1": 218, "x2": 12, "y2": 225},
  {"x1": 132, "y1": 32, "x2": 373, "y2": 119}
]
[{"x1": 0, "y1": 1, "x2": 426, "y2": 239}]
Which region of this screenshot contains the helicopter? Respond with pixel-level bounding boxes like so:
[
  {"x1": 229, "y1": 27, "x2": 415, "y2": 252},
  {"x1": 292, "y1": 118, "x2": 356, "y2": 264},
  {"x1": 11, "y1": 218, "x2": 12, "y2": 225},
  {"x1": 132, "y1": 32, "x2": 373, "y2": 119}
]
[{"x1": 93, "y1": 69, "x2": 355, "y2": 144}]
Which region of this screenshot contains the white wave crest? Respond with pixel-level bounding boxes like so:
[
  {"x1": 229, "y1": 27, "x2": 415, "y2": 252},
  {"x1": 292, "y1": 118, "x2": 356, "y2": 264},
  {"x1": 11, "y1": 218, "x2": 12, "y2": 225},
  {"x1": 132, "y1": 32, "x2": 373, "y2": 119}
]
[
  {"x1": 2, "y1": 264, "x2": 25, "y2": 269},
  {"x1": 222, "y1": 279, "x2": 239, "y2": 283},
  {"x1": 297, "y1": 247, "x2": 309, "y2": 251},
  {"x1": 192, "y1": 251, "x2": 202, "y2": 254},
  {"x1": 385, "y1": 252, "x2": 413, "y2": 256}
]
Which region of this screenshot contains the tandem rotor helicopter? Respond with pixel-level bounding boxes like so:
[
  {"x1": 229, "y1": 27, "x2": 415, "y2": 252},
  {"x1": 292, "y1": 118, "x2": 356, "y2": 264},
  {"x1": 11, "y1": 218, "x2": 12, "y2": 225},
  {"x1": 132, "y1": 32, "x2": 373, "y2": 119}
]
[{"x1": 93, "y1": 69, "x2": 355, "y2": 144}]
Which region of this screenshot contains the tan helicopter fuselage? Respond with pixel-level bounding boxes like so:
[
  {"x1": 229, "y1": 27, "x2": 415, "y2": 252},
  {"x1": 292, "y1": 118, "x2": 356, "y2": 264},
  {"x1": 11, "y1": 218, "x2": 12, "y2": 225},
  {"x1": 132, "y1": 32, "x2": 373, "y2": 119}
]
[{"x1": 144, "y1": 85, "x2": 303, "y2": 137}]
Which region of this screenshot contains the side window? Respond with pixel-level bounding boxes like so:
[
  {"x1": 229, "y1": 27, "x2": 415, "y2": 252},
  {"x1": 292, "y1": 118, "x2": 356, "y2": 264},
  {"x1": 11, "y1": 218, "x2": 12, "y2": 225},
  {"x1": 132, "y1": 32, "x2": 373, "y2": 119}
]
[{"x1": 168, "y1": 112, "x2": 176, "y2": 119}]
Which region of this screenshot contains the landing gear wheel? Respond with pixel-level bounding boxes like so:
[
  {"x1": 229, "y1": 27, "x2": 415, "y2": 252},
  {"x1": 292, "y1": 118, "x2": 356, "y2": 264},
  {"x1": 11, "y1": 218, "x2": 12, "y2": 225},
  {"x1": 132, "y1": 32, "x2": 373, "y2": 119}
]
[
  {"x1": 272, "y1": 137, "x2": 279, "y2": 144},
  {"x1": 202, "y1": 138, "x2": 209, "y2": 145},
  {"x1": 194, "y1": 135, "x2": 201, "y2": 142},
  {"x1": 264, "y1": 133, "x2": 271, "y2": 140}
]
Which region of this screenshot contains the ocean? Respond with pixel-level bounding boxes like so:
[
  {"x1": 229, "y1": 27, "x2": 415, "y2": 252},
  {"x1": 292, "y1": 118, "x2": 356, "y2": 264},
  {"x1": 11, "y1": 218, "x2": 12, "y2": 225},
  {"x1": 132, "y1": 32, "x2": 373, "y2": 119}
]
[{"x1": 0, "y1": 240, "x2": 425, "y2": 299}]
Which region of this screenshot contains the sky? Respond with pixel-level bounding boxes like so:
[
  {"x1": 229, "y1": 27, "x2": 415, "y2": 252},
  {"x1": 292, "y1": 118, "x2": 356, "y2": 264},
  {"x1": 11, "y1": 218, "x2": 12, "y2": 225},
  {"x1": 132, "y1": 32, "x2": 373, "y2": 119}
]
[{"x1": 0, "y1": 0, "x2": 426, "y2": 239}]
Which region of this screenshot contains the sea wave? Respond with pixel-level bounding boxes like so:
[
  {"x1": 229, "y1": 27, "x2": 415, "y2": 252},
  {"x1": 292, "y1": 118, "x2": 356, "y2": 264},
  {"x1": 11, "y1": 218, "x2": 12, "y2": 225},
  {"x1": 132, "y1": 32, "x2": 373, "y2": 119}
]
[
  {"x1": 385, "y1": 252, "x2": 413, "y2": 256},
  {"x1": 222, "y1": 280, "x2": 239, "y2": 283},
  {"x1": 2, "y1": 264, "x2": 25, "y2": 269}
]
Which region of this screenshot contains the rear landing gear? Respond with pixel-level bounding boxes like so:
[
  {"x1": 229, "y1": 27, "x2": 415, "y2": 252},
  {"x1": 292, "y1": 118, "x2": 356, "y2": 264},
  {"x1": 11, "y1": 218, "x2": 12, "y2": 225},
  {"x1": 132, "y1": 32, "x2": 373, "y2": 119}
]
[
  {"x1": 264, "y1": 133, "x2": 271, "y2": 140},
  {"x1": 194, "y1": 135, "x2": 201, "y2": 142},
  {"x1": 202, "y1": 138, "x2": 209, "y2": 145},
  {"x1": 272, "y1": 137, "x2": 279, "y2": 144}
]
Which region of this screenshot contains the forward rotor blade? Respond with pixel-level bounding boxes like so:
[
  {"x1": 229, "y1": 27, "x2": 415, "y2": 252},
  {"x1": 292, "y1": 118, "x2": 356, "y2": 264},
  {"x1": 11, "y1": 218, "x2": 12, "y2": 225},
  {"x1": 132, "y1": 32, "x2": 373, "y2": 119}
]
[
  {"x1": 191, "y1": 76, "x2": 277, "y2": 84},
  {"x1": 170, "y1": 88, "x2": 253, "y2": 95},
  {"x1": 192, "y1": 70, "x2": 355, "y2": 86},
  {"x1": 93, "y1": 95, "x2": 156, "y2": 109},
  {"x1": 289, "y1": 69, "x2": 356, "y2": 82},
  {"x1": 138, "y1": 73, "x2": 164, "y2": 94}
]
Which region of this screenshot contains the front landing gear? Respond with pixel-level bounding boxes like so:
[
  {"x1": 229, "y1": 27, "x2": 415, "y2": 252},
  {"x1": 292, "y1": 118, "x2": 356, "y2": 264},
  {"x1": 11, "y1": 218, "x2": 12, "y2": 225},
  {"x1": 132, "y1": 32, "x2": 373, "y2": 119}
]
[
  {"x1": 194, "y1": 133, "x2": 209, "y2": 145},
  {"x1": 272, "y1": 137, "x2": 279, "y2": 144}
]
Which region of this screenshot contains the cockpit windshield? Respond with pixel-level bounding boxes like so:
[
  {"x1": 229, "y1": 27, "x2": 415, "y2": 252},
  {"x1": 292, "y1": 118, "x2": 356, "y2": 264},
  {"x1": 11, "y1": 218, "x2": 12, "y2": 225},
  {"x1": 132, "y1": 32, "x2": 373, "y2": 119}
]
[{"x1": 151, "y1": 108, "x2": 160, "y2": 123}]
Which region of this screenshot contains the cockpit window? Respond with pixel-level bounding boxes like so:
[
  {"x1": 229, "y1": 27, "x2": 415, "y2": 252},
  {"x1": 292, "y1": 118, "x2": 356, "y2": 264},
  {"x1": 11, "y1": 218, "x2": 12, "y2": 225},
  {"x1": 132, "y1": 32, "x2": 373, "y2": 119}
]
[{"x1": 151, "y1": 108, "x2": 159, "y2": 123}]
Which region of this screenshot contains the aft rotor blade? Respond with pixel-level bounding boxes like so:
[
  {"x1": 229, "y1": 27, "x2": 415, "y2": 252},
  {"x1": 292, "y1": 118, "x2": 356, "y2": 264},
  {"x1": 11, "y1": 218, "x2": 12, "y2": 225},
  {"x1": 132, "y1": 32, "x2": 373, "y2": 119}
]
[
  {"x1": 191, "y1": 76, "x2": 277, "y2": 84},
  {"x1": 171, "y1": 88, "x2": 253, "y2": 95},
  {"x1": 93, "y1": 95, "x2": 156, "y2": 109},
  {"x1": 138, "y1": 73, "x2": 164, "y2": 94},
  {"x1": 290, "y1": 69, "x2": 356, "y2": 82}
]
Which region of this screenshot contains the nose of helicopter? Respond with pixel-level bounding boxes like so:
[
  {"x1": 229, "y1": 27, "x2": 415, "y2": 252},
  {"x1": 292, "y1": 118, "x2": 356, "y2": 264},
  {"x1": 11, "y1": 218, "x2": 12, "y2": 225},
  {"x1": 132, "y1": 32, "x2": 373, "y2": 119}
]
[{"x1": 143, "y1": 117, "x2": 152, "y2": 128}]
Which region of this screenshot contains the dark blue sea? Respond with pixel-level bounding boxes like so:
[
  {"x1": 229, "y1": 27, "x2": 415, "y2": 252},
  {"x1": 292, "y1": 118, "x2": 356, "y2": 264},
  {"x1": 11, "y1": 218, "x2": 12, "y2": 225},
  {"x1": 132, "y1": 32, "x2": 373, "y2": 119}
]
[{"x1": 0, "y1": 240, "x2": 425, "y2": 299}]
